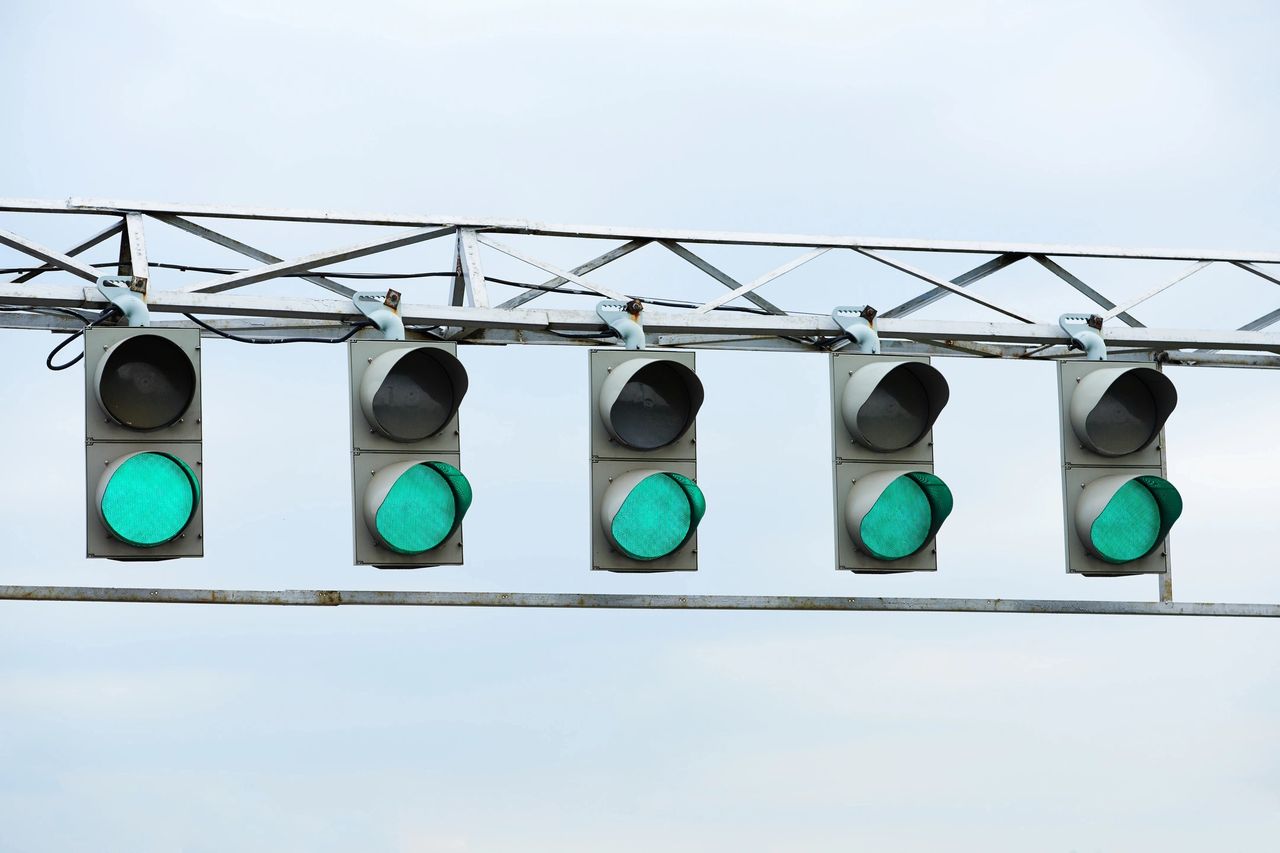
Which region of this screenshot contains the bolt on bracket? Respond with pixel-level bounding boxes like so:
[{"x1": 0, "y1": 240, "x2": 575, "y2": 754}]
[
  {"x1": 96, "y1": 275, "x2": 149, "y2": 327},
  {"x1": 832, "y1": 305, "x2": 880, "y2": 354},
  {"x1": 597, "y1": 298, "x2": 646, "y2": 350},
  {"x1": 1059, "y1": 312, "x2": 1106, "y2": 360},
  {"x1": 352, "y1": 289, "x2": 405, "y2": 341}
]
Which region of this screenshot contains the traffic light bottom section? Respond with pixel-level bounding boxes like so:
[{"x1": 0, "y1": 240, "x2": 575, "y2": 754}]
[
  {"x1": 603, "y1": 471, "x2": 705, "y2": 561},
  {"x1": 96, "y1": 451, "x2": 201, "y2": 547},
  {"x1": 843, "y1": 469, "x2": 952, "y2": 566},
  {"x1": 1078, "y1": 474, "x2": 1181, "y2": 564},
  {"x1": 364, "y1": 460, "x2": 472, "y2": 555}
]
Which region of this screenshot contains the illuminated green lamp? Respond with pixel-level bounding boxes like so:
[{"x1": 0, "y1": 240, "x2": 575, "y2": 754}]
[
  {"x1": 1075, "y1": 474, "x2": 1182, "y2": 564},
  {"x1": 845, "y1": 470, "x2": 953, "y2": 561},
  {"x1": 96, "y1": 451, "x2": 201, "y2": 547},
  {"x1": 601, "y1": 470, "x2": 705, "y2": 561},
  {"x1": 363, "y1": 460, "x2": 472, "y2": 555}
]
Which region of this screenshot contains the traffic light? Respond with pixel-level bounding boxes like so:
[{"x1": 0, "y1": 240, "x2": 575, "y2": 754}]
[
  {"x1": 1057, "y1": 362, "x2": 1181, "y2": 575},
  {"x1": 349, "y1": 339, "x2": 471, "y2": 567},
  {"x1": 84, "y1": 327, "x2": 203, "y2": 560},
  {"x1": 590, "y1": 349, "x2": 705, "y2": 572},
  {"x1": 831, "y1": 353, "x2": 952, "y2": 572}
]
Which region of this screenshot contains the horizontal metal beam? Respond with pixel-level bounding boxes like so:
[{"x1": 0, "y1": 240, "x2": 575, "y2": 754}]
[
  {"x1": 3, "y1": 282, "x2": 1280, "y2": 352},
  {"x1": 3, "y1": 197, "x2": 1278, "y2": 264},
  {"x1": 0, "y1": 585, "x2": 1275, "y2": 617}
]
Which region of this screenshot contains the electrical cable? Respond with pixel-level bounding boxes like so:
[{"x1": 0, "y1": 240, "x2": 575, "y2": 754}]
[
  {"x1": 0, "y1": 262, "x2": 773, "y2": 314},
  {"x1": 182, "y1": 313, "x2": 374, "y2": 345},
  {"x1": 43, "y1": 306, "x2": 121, "y2": 370}
]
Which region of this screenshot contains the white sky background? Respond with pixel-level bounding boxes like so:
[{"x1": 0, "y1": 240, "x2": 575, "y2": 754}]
[{"x1": 2, "y1": 0, "x2": 1279, "y2": 849}]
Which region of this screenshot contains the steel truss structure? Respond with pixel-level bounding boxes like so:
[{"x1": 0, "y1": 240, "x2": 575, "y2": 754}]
[
  {"x1": 1, "y1": 196, "x2": 1279, "y2": 364},
  {"x1": 2, "y1": 197, "x2": 1278, "y2": 617}
]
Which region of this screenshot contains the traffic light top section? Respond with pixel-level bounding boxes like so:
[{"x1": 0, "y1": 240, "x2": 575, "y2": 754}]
[
  {"x1": 359, "y1": 346, "x2": 469, "y2": 443},
  {"x1": 350, "y1": 340, "x2": 466, "y2": 454},
  {"x1": 1068, "y1": 366, "x2": 1176, "y2": 458},
  {"x1": 840, "y1": 360, "x2": 949, "y2": 454},
  {"x1": 85, "y1": 327, "x2": 202, "y2": 443},
  {"x1": 95, "y1": 335, "x2": 195, "y2": 430},
  {"x1": 598, "y1": 356, "x2": 704, "y2": 451}
]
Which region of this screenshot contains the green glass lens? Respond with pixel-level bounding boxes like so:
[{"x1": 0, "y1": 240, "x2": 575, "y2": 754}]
[
  {"x1": 1089, "y1": 476, "x2": 1182, "y2": 563},
  {"x1": 860, "y1": 475, "x2": 931, "y2": 560},
  {"x1": 610, "y1": 473, "x2": 704, "y2": 561},
  {"x1": 99, "y1": 452, "x2": 199, "y2": 547},
  {"x1": 374, "y1": 462, "x2": 469, "y2": 554},
  {"x1": 856, "y1": 472, "x2": 953, "y2": 561}
]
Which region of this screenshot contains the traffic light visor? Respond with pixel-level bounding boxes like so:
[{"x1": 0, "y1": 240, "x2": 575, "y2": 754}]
[
  {"x1": 841, "y1": 361, "x2": 949, "y2": 453},
  {"x1": 360, "y1": 347, "x2": 469, "y2": 442},
  {"x1": 599, "y1": 358, "x2": 704, "y2": 450},
  {"x1": 364, "y1": 460, "x2": 472, "y2": 554},
  {"x1": 602, "y1": 470, "x2": 705, "y2": 560},
  {"x1": 1069, "y1": 367, "x2": 1176, "y2": 457},
  {"x1": 96, "y1": 451, "x2": 200, "y2": 546},
  {"x1": 94, "y1": 334, "x2": 196, "y2": 430},
  {"x1": 846, "y1": 470, "x2": 952, "y2": 561},
  {"x1": 1076, "y1": 474, "x2": 1182, "y2": 563}
]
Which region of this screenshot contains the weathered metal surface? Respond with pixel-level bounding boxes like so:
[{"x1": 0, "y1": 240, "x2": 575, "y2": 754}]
[
  {"x1": 0, "y1": 585, "x2": 1275, "y2": 617},
  {"x1": 3, "y1": 197, "x2": 1279, "y2": 363},
  {"x1": 12, "y1": 196, "x2": 1277, "y2": 262}
]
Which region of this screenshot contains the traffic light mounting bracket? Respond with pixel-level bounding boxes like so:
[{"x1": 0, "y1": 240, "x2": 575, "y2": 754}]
[
  {"x1": 832, "y1": 305, "x2": 880, "y2": 354},
  {"x1": 352, "y1": 289, "x2": 405, "y2": 341},
  {"x1": 96, "y1": 275, "x2": 149, "y2": 327},
  {"x1": 596, "y1": 299, "x2": 645, "y2": 350},
  {"x1": 1059, "y1": 313, "x2": 1106, "y2": 361}
]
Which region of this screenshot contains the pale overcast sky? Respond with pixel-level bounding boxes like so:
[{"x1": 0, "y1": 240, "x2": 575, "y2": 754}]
[{"x1": 2, "y1": 1, "x2": 1279, "y2": 850}]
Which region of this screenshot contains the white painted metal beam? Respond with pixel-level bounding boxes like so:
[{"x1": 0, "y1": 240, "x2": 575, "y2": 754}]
[{"x1": 1, "y1": 196, "x2": 1273, "y2": 264}]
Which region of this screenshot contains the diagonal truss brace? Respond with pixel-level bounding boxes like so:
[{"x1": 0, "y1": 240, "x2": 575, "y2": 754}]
[{"x1": 177, "y1": 225, "x2": 455, "y2": 293}]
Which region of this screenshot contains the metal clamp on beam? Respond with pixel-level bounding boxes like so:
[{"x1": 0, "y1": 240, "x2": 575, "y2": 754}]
[
  {"x1": 832, "y1": 305, "x2": 880, "y2": 354},
  {"x1": 597, "y1": 299, "x2": 646, "y2": 350},
  {"x1": 96, "y1": 275, "x2": 149, "y2": 327},
  {"x1": 353, "y1": 289, "x2": 405, "y2": 341},
  {"x1": 1060, "y1": 313, "x2": 1106, "y2": 360}
]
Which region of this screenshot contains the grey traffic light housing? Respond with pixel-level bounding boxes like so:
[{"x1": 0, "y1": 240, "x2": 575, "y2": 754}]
[
  {"x1": 590, "y1": 349, "x2": 704, "y2": 572},
  {"x1": 84, "y1": 327, "x2": 203, "y2": 560},
  {"x1": 831, "y1": 353, "x2": 952, "y2": 573},
  {"x1": 1057, "y1": 361, "x2": 1181, "y2": 576},
  {"x1": 349, "y1": 339, "x2": 471, "y2": 568}
]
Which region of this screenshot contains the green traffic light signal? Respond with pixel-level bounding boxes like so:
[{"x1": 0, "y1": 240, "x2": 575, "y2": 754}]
[
  {"x1": 851, "y1": 471, "x2": 953, "y2": 562},
  {"x1": 591, "y1": 350, "x2": 704, "y2": 572},
  {"x1": 96, "y1": 451, "x2": 201, "y2": 547},
  {"x1": 603, "y1": 471, "x2": 705, "y2": 561},
  {"x1": 1078, "y1": 474, "x2": 1182, "y2": 564},
  {"x1": 350, "y1": 340, "x2": 471, "y2": 568},
  {"x1": 365, "y1": 460, "x2": 473, "y2": 555},
  {"x1": 1059, "y1": 362, "x2": 1181, "y2": 576},
  {"x1": 833, "y1": 354, "x2": 952, "y2": 573},
  {"x1": 85, "y1": 327, "x2": 204, "y2": 561}
]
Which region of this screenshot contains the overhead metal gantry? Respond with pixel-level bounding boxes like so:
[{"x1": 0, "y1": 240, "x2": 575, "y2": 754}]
[
  {"x1": 2, "y1": 197, "x2": 1278, "y2": 618},
  {"x1": 1, "y1": 196, "x2": 1279, "y2": 366}
]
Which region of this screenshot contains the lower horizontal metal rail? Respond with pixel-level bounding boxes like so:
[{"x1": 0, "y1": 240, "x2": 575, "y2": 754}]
[{"x1": 0, "y1": 586, "x2": 1276, "y2": 617}]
